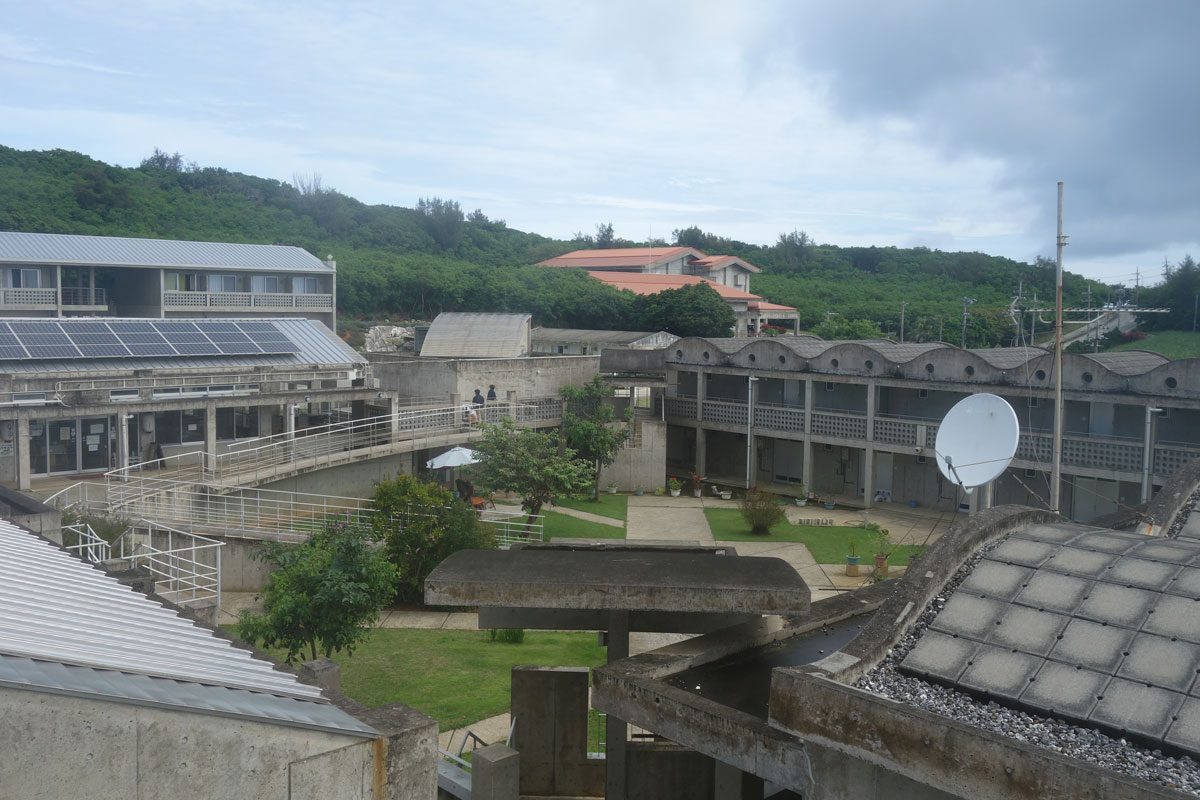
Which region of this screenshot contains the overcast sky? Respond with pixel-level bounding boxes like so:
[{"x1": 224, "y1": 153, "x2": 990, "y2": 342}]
[{"x1": 2, "y1": 1, "x2": 1197, "y2": 285}]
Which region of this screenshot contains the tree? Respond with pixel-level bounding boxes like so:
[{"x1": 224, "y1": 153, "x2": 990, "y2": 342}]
[
  {"x1": 370, "y1": 474, "x2": 495, "y2": 605},
  {"x1": 811, "y1": 316, "x2": 885, "y2": 340},
  {"x1": 236, "y1": 520, "x2": 397, "y2": 664},
  {"x1": 595, "y1": 222, "x2": 615, "y2": 249},
  {"x1": 471, "y1": 419, "x2": 593, "y2": 527},
  {"x1": 775, "y1": 229, "x2": 812, "y2": 272},
  {"x1": 559, "y1": 375, "x2": 633, "y2": 498},
  {"x1": 416, "y1": 196, "x2": 465, "y2": 249},
  {"x1": 631, "y1": 282, "x2": 736, "y2": 337},
  {"x1": 1141, "y1": 254, "x2": 1199, "y2": 331},
  {"x1": 140, "y1": 148, "x2": 185, "y2": 172}
]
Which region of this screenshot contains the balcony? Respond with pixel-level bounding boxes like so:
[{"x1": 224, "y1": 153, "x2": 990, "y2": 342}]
[
  {"x1": 163, "y1": 291, "x2": 334, "y2": 311},
  {"x1": 666, "y1": 398, "x2": 1200, "y2": 478},
  {"x1": 0, "y1": 287, "x2": 107, "y2": 310}
]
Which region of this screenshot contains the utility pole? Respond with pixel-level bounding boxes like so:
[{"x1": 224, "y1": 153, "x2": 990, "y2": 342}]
[
  {"x1": 1193, "y1": 294, "x2": 1198, "y2": 332},
  {"x1": 1051, "y1": 182, "x2": 1068, "y2": 514},
  {"x1": 938, "y1": 317, "x2": 944, "y2": 341},
  {"x1": 899, "y1": 301, "x2": 908, "y2": 343},
  {"x1": 961, "y1": 296, "x2": 975, "y2": 349},
  {"x1": 1031, "y1": 290, "x2": 1037, "y2": 342}
]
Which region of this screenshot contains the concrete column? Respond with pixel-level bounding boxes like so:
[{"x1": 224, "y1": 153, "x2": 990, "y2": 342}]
[
  {"x1": 285, "y1": 403, "x2": 295, "y2": 438},
  {"x1": 802, "y1": 379, "x2": 814, "y2": 491},
  {"x1": 54, "y1": 266, "x2": 62, "y2": 317},
  {"x1": 695, "y1": 371, "x2": 707, "y2": 477},
  {"x1": 388, "y1": 396, "x2": 399, "y2": 436},
  {"x1": 88, "y1": 266, "x2": 95, "y2": 304},
  {"x1": 472, "y1": 744, "x2": 520, "y2": 800},
  {"x1": 204, "y1": 404, "x2": 217, "y2": 474},
  {"x1": 864, "y1": 381, "x2": 876, "y2": 508},
  {"x1": 16, "y1": 416, "x2": 30, "y2": 491},
  {"x1": 605, "y1": 610, "x2": 630, "y2": 800},
  {"x1": 714, "y1": 760, "x2": 765, "y2": 800},
  {"x1": 116, "y1": 414, "x2": 129, "y2": 474}
]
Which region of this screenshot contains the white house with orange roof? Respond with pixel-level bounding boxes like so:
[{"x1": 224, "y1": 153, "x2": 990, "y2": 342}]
[{"x1": 536, "y1": 247, "x2": 796, "y2": 335}]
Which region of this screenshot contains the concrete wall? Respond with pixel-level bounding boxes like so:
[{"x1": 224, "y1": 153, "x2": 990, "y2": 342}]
[
  {"x1": 510, "y1": 666, "x2": 604, "y2": 798},
  {"x1": 372, "y1": 355, "x2": 599, "y2": 402},
  {"x1": 258, "y1": 451, "x2": 417, "y2": 498},
  {"x1": 0, "y1": 687, "x2": 379, "y2": 800},
  {"x1": 600, "y1": 419, "x2": 667, "y2": 492}
]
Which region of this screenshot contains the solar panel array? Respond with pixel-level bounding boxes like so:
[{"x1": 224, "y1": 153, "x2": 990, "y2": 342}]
[{"x1": 0, "y1": 320, "x2": 300, "y2": 361}]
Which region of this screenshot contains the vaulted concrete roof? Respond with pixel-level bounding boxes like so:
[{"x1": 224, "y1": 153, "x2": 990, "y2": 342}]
[{"x1": 420, "y1": 312, "x2": 532, "y2": 358}]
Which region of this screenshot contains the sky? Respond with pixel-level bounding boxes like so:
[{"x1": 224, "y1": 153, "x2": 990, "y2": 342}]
[{"x1": 2, "y1": 0, "x2": 1197, "y2": 286}]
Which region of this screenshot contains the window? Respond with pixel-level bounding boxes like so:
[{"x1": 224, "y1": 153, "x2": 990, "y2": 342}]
[
  {"x1": 109, "y1": 389, "x2": 140, "y2": 402},
  {"x1": 918, "y1": 389, "x2": 929, "y2": 399},
  {"x1": 8, "y1": 268, "x2": 40, "y2": 288},
  {"x1": 153, "y1": 410, "x2": 205, "y2": 445},
  {"x1": 252, "y1": 275, "x2": 280, "y2": 293},
  {"x1": 217, "y1": 406, "x2": 259, "y2": 440},
  {"x1": 181, "y1": 409, "x2": 205, "y2": 443},
  {"x1": 292, "y1": 276, "x2": 320, "y2": 294},
  {"x1": 917, "y1": 455, "x2": 927, "y2": 464},
  {"x1": 1028, "y1": 397, "x2": 1039, "y2": 408},
  {"x1": 1025, "y1": 468, "x2": 1036, "y2": 478},
  {"x1": 211, "y1": 274, "x2": 237, "y2": 292},
  {"x1": 165, "y1": 272, "x2": 203, "y2": 291},
  {"x1": 825, "y1": 382, "x2": 835, "y2": 392}
]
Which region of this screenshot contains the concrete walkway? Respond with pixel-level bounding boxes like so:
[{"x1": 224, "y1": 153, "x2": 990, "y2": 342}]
[{"x1": 546, "y1": 503, "x2": 624, "y2": 528}]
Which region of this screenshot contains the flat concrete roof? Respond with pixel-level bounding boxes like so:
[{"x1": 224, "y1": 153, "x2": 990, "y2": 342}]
[{"x1": 424, "y1": 548, "x2": 810, "y2": 615}]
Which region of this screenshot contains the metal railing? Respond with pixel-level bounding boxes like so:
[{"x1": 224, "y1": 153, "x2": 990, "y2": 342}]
[
  {"x1": 123, "y1": 520, "x2": 223, "y2": 608},
  {"x1": 163, "y1": 290, "x2": 334, "y2": 310},
  {"x1": 61, "y1": 286, "x2": 107, "y2": 306},
  {"x1": 61, "y1": 522, "x2": 111, "y2": 563},
  {"x1": 54, "y1": 368, "x2": 356, "y2": 393}
]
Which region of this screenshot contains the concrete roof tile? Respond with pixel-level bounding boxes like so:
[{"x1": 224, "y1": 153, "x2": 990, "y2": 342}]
[
  {"x1": 1116, "y1": 634, "x2": 1200, "y2": 692},
  {"x1": 899, "y1": 631, "x2": 979, "y2": 685},
  {"x1": 1019, "y1": 661, "x2": 1107, "y2": 722},
  {"x1": 1167, "y1": 567, "x2": 1200, "y2": 599},
  {"x1": 1076, "y1": 583, "x2": 1158, "y2": 629},
  {"x1": 959, "y1": 560, "x2": 1034, "y2": 601},
  {"x1": 1165, "y1": 697, "x2": 1200, "y2": 754},
  {"x1": 1049, "y1": 618, "x2": 1135, "y2": 673},
  {"x1": 1044, "y1": 546, "x2": 1120, "y2": 578},
  {"x1": 957, "y1": 644, "x2": 1043, "y2": 700},
  {"x1": 1129, "y1": 538, "x2": 1200, "y2": 564},
  {"x1": 1102, "y1": 557, "x2": 1182, "y2": 592},
  {"x1": 1070, "y1": 531, "x2": 1147, "y2": 555},
  {"x1": 987, "y1": 606, "x2": 1071, "y2": 656},
  {"x1": 1014, "y1": 570, "x2": 1093, "y2": 615},
  {"x1": 1088, "y1": 678, "x2": 1186, "y2": 741},
  {"x1": 928, "y1": 594, "x2": 1008, "y2": 639},
  {"x1": 987, "y1": 537, "x2": 1058, "y2": 568},
  {"x1": 1010, "y1": 523, "x2": 1091, "y2": 545},
  {"x1": 1141, "y1": 593, "x2": 1200, "y2": 644}
]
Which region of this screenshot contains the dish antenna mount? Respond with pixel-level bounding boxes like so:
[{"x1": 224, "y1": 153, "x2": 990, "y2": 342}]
[{"x1": 934, "y1": 393, "x2": 1019, "y2": 495}]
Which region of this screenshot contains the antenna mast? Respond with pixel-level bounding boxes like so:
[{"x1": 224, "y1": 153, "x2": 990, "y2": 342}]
[{"x1": 1051, "y1": 182, "x2": 1067, "y2": 513}]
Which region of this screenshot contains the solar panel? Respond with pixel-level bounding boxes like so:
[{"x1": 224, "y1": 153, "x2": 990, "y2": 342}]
[
  {"x1": 195, "y1": 322, "x2": 240, "y2": 333},
  {"x1": 159, "y1": 331, "x2": 210, "y2": 343},
  {"x1": 0, "y1": 345, "x2": 28, "y2": 359},
  {"x1": 119, "y1": 332, "x2": 170, "y2": 344},
  {"x1": 109, "y1": 322, "x2": 156, "y2": 333},
  {"x1": 60, "y1": 322, "x2": 114, "y2": 335},
  {"x1": 153, "y1": 322, "x2": 201, "y2": 332},
  {"x1": 237, "y1": 321, "x2": 278, "y2": 332},
  {"x1": 26, "y1": 344, "x2": 82, "y2": 358},
  {"x1": 214, "y1": 342, "x2": 264, "y2": 354},
  {"x1": 206, "y1": 332, "x2": 253, "y2": 343},
  {"x1": 77, "y1": 343, "x2": 131, "y2": 358},
  {"x1": 10, "y1": 322, "x2": 65, "y2": 335},
  {"x1": 172, "y1": 342, "x2": 221, "y2": 355},
  {"x1": 124, "y1": 343, "x2": 176, "y2": 357},
  {"x1": 258, "y1": 340, "x2": 301, "y2": 354}
]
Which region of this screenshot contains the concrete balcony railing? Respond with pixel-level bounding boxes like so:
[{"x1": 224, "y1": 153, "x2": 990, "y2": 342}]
[
  {"x1": 0, "y1": 287, "x2": 58, "y2": 308},
  {"x1": 163, "y1": 291, "x2": 334, "y2": 311}
]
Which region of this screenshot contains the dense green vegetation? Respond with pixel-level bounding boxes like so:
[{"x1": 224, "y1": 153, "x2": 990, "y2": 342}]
[
  {"x1": 0, "y1": 144, "x2": 1123, "y2": 344},
  {"x1": 1112, "y1": 331, "x2": 1200, "y2": 360}
]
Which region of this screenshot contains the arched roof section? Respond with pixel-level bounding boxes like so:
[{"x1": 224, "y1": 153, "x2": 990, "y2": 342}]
[
  {"x1": 807, "y1": 342, "x2": 899, "y2": 377},
  {"x1": 668, "y1": 337, "x2": 733, "y2": 366},
  {"x1": 726, "y1": 338, "x2": 802, "y2": 371},
  {"x1": 1134, "y1": 358, "x2": 1200, "y2": 399}
]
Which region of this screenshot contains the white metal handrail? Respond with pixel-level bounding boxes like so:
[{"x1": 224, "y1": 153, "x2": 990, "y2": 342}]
[
  {"x1": 123, "y1": 519, "x2": 223, "y2": 608},
  {"x1": 61, "y1": 522, "x2": 111, "y2": 563}
]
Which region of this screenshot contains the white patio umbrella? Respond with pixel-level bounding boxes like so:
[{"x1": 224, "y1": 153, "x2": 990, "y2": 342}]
[{"x1": 425, "y1": 446, "x2": 480, "y2": 470}]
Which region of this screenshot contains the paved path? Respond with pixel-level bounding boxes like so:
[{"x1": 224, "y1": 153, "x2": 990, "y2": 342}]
[{"x1": 546, "y1": 503, "x2": 624, "y2": 528}]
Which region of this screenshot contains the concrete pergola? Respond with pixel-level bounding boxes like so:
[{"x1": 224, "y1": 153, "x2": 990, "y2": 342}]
[{"x1": 425, "y1": 540, "x2": 811, "y2": 800}]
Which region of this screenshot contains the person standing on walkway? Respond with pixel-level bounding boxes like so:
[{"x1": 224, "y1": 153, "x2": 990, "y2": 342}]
[
  {"x1": 486, "y1": 384, "x2": 497, "y2": 402},
  {"x1": 472, "y1": 389, "x2": 485, "y2": 407}
]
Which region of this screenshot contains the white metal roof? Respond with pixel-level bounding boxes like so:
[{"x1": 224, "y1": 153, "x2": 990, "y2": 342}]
[
  {"x1": 0, "y1": 317, "x2": 364, "y2": 374},
  {"x1": 0, "y1": 519, "x2": 375, "y2": 736},
  {"x1": 0, "y1": 231, "x2": 332, "y2": 273},
  {"x1": 421, "y1": 312, "x2": 531, "y2": 358}
]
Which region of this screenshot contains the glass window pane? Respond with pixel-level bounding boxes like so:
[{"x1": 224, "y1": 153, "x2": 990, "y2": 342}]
[
  {"x1": 181, "y1": 408, "x2": 205, "y2": 443},
  {"x1": 235, "y1": 407, "x2": 258, "y2": 439},
  {"x1": 154, "y1": 411, "x2": 181, "y2": 445},
  {"x1": 216, "y1": 407, "x2": 234, "y2": 440}
]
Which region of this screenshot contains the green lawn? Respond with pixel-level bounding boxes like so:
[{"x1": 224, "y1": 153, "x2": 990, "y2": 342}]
[
  {"x1": 1112, "y1": 331, "x2": 1200, "y2": 360},
  {"x1": 543, "y1": 510, "x2": 626, "y2": 540},
  {"x1": 703, "y1": 509, "x2": 921, "y2": 566},
  {"x1": 240, "y1": 628, "x2": 606, "y2": 730},
  {"x1": 552, "y1": 492, "x2": 629, "y2": 520}
]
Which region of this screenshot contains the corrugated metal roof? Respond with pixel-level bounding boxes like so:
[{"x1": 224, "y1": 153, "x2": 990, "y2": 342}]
[
  {"x1": 0, "y1": 520, "x2": 375, "y2": 736},
  {"x1": 421, "y1": 312, "x2": 531, "y2": 358},
  {"x1": 972, "y1": 347, "x2": 1049, "y2": 369},
  {"x1": 0, "y1": 231, "x2": 332, "y2": 273},
  {"x1": 532, "y1": 327, "x2": 677, "y2": 346},
  {"x1": 0, "y1": 317, "x2": 363, "y2": 374}
]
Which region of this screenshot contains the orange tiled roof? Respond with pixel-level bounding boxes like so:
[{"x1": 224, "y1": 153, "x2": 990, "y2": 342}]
[
  {"x1": 690, "y1": 254, "x2": 761, "y2": 274},
  {"x1": 536, "y1": 247, "x2": 700, "y2": 269},
  {"x1": 588, "y1": 272, "x2": 796, "y2": 313}
]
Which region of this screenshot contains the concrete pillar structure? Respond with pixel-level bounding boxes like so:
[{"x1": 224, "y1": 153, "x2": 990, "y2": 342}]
[
  {"x1": 864, "y1": 380, "x2": 876, "y2": 508},
  {"x1": 695, "y1": 372, "x2": 707, "y2": 477},
  {"x1": 471, "y1": 744, "x2": 520, "y2": 800},
  {"x1": 605, "y1": 610, "x2": 631, "y2": 800},
  {"x1": 204, "y1": 404, "x2": 216, "y2": 474},
  {"x1": 714, "y1": 759, "x2": 764, "y2": 800},
  {"x1": 116, "y1": 413, "x2": 129, "y2": 475},
  {"x1": 16, "y1": 417, "x2": 30, "y2": 491},
  {"x1": 802, "y1": 378, "x2": 814, "y2": 491},
  {"x1": 510, "y1": 667, "x2": 603, "y2": 798}
]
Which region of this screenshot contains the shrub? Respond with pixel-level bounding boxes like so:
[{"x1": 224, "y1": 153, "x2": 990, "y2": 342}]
[
  {"x1": 738, "y1": 488, "x2": 786, "y2": 535},
  {"x1": 489, "y1": 628, "x2": 526, "y2": 644},
  {"x1": 371, "y1": 474, "x2": 496, "y2": 605}
]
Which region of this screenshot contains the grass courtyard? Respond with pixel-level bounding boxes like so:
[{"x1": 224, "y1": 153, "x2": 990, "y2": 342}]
[{"x1": 703, "y1": 508, "x2": 923, "y2": 566}]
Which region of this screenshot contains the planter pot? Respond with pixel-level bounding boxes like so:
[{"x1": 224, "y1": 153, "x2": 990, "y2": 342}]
[
  {"x1": 845, "y1": 556, "x2": 860, "y2": 577},
  {"x1": 692, "y1": 489, "x2": 702, "y2": 498},
  {"x1": 824, "y1": 502, "x2": 836, "y2": 510},
  {"x1": 634, "y1": 490, "x2": 644, "y2": 496},
  {"x1": 606, "y1": 486, "x2": 617, "y2": 494},
  {"x1": 719, "y1": 492, "x2": 732, "y2": 500},
  {"x1": 669, "y1": 489, "x2": 681, "y2": 497},
  {"x1": 874, "y1": 555, "x2": 889, "y2": 577},
  {"x1": 795, "y1": 499, "x2": 807, "y2": 507}
]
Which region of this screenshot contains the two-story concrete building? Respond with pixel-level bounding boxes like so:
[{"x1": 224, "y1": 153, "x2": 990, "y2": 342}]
[
  {"x1": 0, "y1": 231, "x2": 337, "y2": 331},
  {"x1": 661, "y1": 335, "x2": 1200, "y2": 521}
]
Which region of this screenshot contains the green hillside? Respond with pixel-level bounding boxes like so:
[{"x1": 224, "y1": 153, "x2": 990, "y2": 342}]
[{"x1": 0, "y1": 145, "x2": 1115, "y2": 345}]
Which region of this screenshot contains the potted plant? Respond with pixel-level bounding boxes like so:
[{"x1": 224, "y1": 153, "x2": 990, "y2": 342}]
[
  {"x1": 794, "y1": 484, "x2": 807, "y2": 506},
  {"x1": 667, "y1": 477, "x2": 683, "y2": 497},
  {"x1": 606, "y1": 482, "x2": 617, "y2": 494},
  {"x1": 691, "y1": 473, "x2": 704, "y2": 498},
  {"x1": 823, "y1": 499, "x2": 836, "y2": 510},
  {"x1": 653, "y1": 486, "x2": 665, "y2": 496},
  {"x1": 871, "y1": 524, "x2": 894, "y2": 577},
  {"x1": 634, "y1": 486, "x2": 644, "y2": 496},
  {"x1": 845, "y1": 541, "x2": 860, "y2": 577}
]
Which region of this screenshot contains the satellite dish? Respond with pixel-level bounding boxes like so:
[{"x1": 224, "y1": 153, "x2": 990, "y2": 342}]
[{"x1": 934, "y1": 393, "x2": 1019, "y2": 494}]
